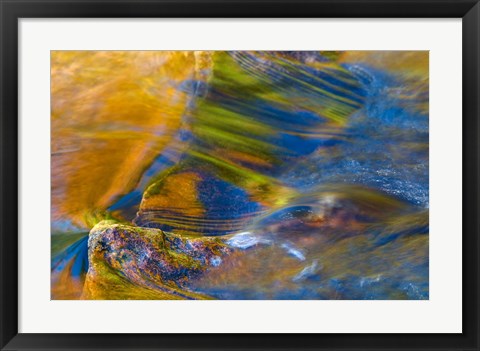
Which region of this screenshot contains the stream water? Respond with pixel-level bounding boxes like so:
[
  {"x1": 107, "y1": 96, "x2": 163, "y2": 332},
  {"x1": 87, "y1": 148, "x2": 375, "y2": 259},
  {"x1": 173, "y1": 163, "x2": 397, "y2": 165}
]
[{"x1": 51, "y1": 51, "x2": 428, "y2": 299}]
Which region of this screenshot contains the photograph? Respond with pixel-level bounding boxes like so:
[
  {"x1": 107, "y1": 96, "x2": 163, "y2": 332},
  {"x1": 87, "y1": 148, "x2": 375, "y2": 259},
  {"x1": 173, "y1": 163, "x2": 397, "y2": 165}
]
[
  {"x1": 2, "y1": 0, "x2": 479, "y2": 348},
  {"x1": 51, "y1": 50, "x2": 429, "y2": 300}
]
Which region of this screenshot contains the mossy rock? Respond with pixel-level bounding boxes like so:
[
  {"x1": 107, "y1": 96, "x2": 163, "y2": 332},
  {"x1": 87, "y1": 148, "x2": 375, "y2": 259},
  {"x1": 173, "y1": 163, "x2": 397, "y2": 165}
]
[{"x1": 83, "y1": 221, "x2": 231, "y2": 300}]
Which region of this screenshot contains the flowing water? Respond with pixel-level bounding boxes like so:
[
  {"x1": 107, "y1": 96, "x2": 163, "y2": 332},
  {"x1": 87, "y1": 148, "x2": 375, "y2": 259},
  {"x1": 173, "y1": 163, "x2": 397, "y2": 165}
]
[{"x1": 51, "y1": 51, "x2": 428, "y2": 299}]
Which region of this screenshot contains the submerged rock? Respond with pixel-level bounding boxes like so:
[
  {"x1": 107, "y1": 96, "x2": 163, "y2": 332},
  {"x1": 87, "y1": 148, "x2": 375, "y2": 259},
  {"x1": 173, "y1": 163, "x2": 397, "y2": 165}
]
[
  {"x1": 134, "y1": 169, "x2": 264, "y2": 236},
  {"x1": 82, "y1": 220, "x2": 231, "y2": 299}
]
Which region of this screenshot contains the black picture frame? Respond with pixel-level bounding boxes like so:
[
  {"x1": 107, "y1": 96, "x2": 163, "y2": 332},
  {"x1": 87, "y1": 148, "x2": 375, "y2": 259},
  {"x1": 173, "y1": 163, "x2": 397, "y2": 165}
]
[{"x1": 1, "y1": 0, "x2": 478, "y2": 350}]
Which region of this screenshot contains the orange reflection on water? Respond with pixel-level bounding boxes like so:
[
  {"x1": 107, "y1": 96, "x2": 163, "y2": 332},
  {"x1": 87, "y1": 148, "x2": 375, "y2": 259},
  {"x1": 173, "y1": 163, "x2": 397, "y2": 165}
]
[{"x1": 51, "y1": 51, "x2": 212, "y2": 228}]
